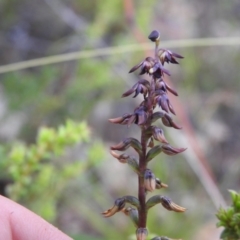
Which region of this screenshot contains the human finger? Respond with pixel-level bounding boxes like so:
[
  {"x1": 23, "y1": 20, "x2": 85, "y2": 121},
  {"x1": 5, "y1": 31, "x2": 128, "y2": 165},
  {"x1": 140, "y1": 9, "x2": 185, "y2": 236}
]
[{"x1": 0, "y1": 195, "x2": 72, "y2": 240}]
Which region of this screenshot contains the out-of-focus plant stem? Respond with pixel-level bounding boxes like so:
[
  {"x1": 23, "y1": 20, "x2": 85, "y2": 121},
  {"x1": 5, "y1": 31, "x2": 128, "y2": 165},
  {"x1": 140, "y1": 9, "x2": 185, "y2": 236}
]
[{"x1": 0, "y1": 37, "x2": 240, "y2": 74}]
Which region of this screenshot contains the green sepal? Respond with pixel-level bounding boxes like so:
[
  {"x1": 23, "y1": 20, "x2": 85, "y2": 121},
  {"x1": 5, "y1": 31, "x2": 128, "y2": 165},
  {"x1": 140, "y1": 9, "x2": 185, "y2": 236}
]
[
  {"x1": 129, "y1": 138, "x2": 143, "y2": 156},
  {"x1": 146, "y1": 195, "x2": 163, "y2": 209},
  {"x1": 124, "y1": 195, "x2": 140, "y2": 208},
  {"x1": 127, "y1": 156, "x2": 139, "y2": 174},
  {"x1": 146, "y1": 145, "x2": 162, "y2": 162},
  {"x1": 123, "y1": 207, "x2": 139, "y2": 227}
]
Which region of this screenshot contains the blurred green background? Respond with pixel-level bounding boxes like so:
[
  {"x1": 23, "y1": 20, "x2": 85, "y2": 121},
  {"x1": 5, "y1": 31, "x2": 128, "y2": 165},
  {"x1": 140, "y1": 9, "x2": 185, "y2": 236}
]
[{"x1": 0, "y1": 0, "x2": 240, "y2": 239}]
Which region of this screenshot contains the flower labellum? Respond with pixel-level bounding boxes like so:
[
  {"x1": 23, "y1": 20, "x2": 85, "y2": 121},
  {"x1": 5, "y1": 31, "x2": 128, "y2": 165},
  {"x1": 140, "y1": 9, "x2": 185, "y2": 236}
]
[
  {"x1": 102, "y1": 197, "x2": 126, "y2": 217},
  {"x1": 161, "y1": 196, "x2": 186, "y2": 213}
]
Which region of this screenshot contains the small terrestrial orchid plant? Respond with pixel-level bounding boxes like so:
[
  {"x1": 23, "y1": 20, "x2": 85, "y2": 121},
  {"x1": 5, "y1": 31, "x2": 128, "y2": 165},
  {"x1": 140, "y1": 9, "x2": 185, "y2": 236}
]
[{"x1": 103, "y1": 30, "x2": 186, "y2": 240}]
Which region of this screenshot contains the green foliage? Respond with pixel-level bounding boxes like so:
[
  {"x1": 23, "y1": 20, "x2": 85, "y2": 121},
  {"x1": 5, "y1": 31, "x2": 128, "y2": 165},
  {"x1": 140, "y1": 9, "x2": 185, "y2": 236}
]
[
  {"x1": 89, "y1": 0, "x2": 123, "y2": 38},
  {"x1": 2, "y1": 67, "x2": 58, "y2": 111},
  {"x1": 216, "y1": 190, "x2": 240, "y2": 240},
  {"x1": 1, "y1": 120, "x2": 92, "y2": 221}
]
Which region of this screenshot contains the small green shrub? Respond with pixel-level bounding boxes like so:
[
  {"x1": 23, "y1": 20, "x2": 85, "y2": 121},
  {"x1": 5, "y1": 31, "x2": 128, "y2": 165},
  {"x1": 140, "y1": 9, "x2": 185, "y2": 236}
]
[
  {"x1": 216, "y1": 190, "x2": 240, "y2": 240},
  {"x1": 1, "y1": 120, "x2": 91, "y2": 221}
]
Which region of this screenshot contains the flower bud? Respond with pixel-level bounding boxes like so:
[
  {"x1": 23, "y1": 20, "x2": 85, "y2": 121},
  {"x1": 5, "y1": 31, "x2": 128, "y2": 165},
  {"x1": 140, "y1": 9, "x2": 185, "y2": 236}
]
[
  {"x1": 148, "y1": 30, "x2": 160, "y2": 42},
  {"x1": 136, "y1": 228, "x2": 148, "y2": 240},
  {"x1": 102, "y1": 197, "x2": 125, "y2": 217},
  {"x1": 144, "y1": 169, "x2": 156, "y2": 192}
]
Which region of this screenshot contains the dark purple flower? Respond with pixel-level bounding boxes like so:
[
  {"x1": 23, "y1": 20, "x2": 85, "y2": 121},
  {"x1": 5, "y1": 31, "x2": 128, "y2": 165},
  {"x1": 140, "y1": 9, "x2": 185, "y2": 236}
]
[
  {"x1": 122, "y1": 79, "x2": 150, "y2": 98},
  {"x1": 158, "y1": 48, "x2": 184, "y2": 65},
  {"x1": 155, "y1": 79, "x2": 178, "y2": 96},
  {"x1": 109, "y1": 105, "x2": 148, "y2": 127},
  {"x1": 154, "y1": 90, "x2": 176, "y2": 115},
  {"x1": 129, "y1": 57, "x2": 155, "y2": 75},
  {"x1": 149, "y1": 61, "x2": 171, "y2": 78},
  {"x1": 127, "y1": 105, "x2": 148, "y2": 126},
  {"x1": 129, "y1": 57, "x2": 170, "y2": 78}
]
